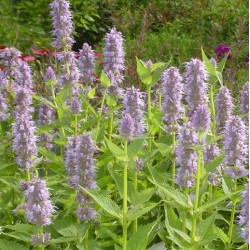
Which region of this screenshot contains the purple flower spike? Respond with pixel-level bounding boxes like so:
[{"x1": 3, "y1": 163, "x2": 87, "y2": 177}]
[
  {"x1": 239, "y1": 182, "x2": 249, "y2": 243},
  {"x1": 104, "y1": 27, "x2": 125, "y2": 86},
  {"x1": 240, "y1": 82, "x2": 249, "y2": 123},
  {"x1": 184, "y1": 58, "x2": 208, "y2": 115},
  {"x1": 224, "y1": 116, "x2": 248, "y2": 178},
  {"x1": 0, "y1": 93, "x2": 9, "y2": 121},
  {"x1": 78, "y1": 43, "x2": 96, "y2": 83},
  {"x1": 215, "y1": 44, "x2": 232, "y2": 60},
  {"x1": 161, "y1": 66, "x2": 183, "y2": 132},
  {"x1": 32, "y1": 233, "x2": 51, "y2": 246},
  {"x1": 44, "y1": 66, "x2": 56, "y2": 82},
  {"x1": 190, "y1": 103, "x2": 211, "y2": 132},
  {"x1": 215, "y1": 86, "x2": 234, "y2": 134},
  {"x1": 50, "y1": 0, "x2": 74, "y2": 49},
  {"x1": 175, "y1": 122, "x2": 199, "y2": 188},
  {"x1": 22, "y1": 178, "x2": 55, "y2": 226},
  {"x1": 123, "y1": 86, "x2": 145, "y2": 137},
  {"x1": 119, "y1": 113, "x2": 135, "y2": 139}
]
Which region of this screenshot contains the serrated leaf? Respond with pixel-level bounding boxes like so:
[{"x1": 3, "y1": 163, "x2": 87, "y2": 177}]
[
  {"x1": 150, "y1": 62, "x2": 166, "y2": 72},
  {"x1": 87, "y1": 87, "x2": 96, "y2": 99},
  {"x1": 105, "y1": 139, "x2": 126, "y2": 161},
  {"x1": 151, "y1": 62, "x2": 170, "y2": 85},
  {"x1": 127, "y1": 139, "x2": 144, "y2": 159},
  {"x1": 216, "y1": 71, "x2": 223, "y2": 86},
  {"x1": 53, "y1": 137, "x2": 68, "y2": 146},
  {"x1": 206, "y1": 155, "x2": 224, "y2": 172},
  {"x1": 0, "y1": 240, "x2": 28, "y2": 250},
  {"x1": 2, "y1": 232, "x2": 32, "y2": 242},
  {"x1": 148, "y1": 242, "x2": 166, "y2": 250},
  {"x1": 199, "y1": 194, "x2": 229, "y2": 213},
  {"x1": 3, "y1": 224, "x2": 34, "y2": 233},
  {"x1": 55, "y1": 85, "x2": 71, "y2": 105},
  {"x1": 0, "y1": 177, "x2": 20, "y2": 192},
  {"x1": 201, "y1": 47, "x2": 217, "y2": 77},
  {"x1": 33, "y1": 95, "x2": 55, "y2": 109},
  {"x1": 197, "y1": 212, "x2": 216, "y2": 239},
  {"x1": 80, "y1": 188, "x2": 122, "y2": 220},
  {"x1": 100, "y1": 70, "x2": 111, "y2": 88},
  {"x1": 127, "y1": 202, "x2": 158, "y2": 222},
  {"x1": 136, "y1": 57, "x2": 152, "y2": 86},
  {"x1": 53, "y1": 220, "x2": 78, "y2": 237},
  {"x1": 154, "y1": 142, "x2": 172, "y2": 158},
  {"x1": 49, "y1": 236, "x2": 77, "y2": 244},
  {"x1": 131, "y1": 187, "x2": 156, "y2": 206},
  {"x1": 217, "y1": 56, "x2": 227, "y2": 73},
  {"x1": 214, "y1": 226, "x2": 229, "y2": 245},
  {"x1": 38, "y1": 146, "x2": 64, "y2": 166}
]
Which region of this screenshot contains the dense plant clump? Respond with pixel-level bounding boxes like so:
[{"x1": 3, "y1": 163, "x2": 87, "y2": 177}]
[{"x1": 0, "y1": 0, "x2": 248, "y2": 249}]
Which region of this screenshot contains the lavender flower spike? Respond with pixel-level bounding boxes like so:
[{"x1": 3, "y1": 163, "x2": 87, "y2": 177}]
[
  {"x1": 50, "y1": 0, "x2": 74, "y2": 49},
  {"x1": 119, "y1": 113, "x2": 135, "y2": 139},
  {"x1": 123, "y1": 86, "x2": 146, "y2": 137},
  {"x1": 240, "y1": 81, "x2": 249, "y2": 123},
  {"x1": 191, "y1": 103, "x2": 211, "y2": 132},
  {"x1": 175, "y1": 122, "x2": 199, "y2": 187},
  {"x1": 184, "y1": 58, "x2": 208, "y2": 115},
  {"x1": 215, "y1": 86, "x2": 234, "y2": 134},
  {"x1": 239, "y1": 182, "x2": 249, "y2": 243},
  {"x1": 161, "y1": 66, "x2": 183, "y2": 132},
  {"x1": 104, "y1": 27, "x2": 125, "y2": 85},
  {"x1": 21, "y1": 178, "x2": 55, "y2": 226},
  {"x1": 0, "y1": 93, "x2": 9, "y2": 121},
  {"x1": 224, "y1": 115, "x2": 248, "y2": 178},
  {"x1": 78, "y1": 43, "x2": 96, "y2": 83}
]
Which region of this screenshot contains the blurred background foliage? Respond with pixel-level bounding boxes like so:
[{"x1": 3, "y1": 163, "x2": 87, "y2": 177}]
[{"x1": 0, "y1": 0, "x2": 248, "y2": 92}]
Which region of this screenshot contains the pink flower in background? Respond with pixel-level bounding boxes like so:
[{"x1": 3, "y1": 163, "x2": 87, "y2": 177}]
[{"x1": 215, "y1": 44, "x2": 232, "y2": 60}]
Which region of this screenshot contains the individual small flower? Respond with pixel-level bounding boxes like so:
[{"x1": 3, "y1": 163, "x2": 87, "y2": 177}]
[
  {"x1": 135, "y1": 157, "x2": 144, "y2": 171},
  {"x1": 71, "y1": 94, "x2": 82, "y2": 114},
  {"x1": 119, "y1": 113, "x2": 135, "y2": 139},
  {"x1": 215, "y1": 86, "x2": 234, "y2": 134},
  {"x1": 78, "y1": 43, "x2": 96, "y2": 83},
  {"x1": 21, "y1": 178, "x2": 55, "y2": 225},
  {"x1": 224, "y1": 116, "x2": 248, "y2": 178},
  {"x1": 50, "y1": 0, "x2": 74, "y2": 49},
  {"x1": 239, "y1": 182, "x2": 249, "y2": 243},
  {"x1": 240, "y1": 82, "x2": 249, "y2": 123},
  {"x1": 184, "y1": 58, "x2": 208, "y2": 115},
  {"x1": 32, "y1": 233, "x2": 51, "y2": 246},
  {"x1": 104, "y1": 27, "x2": 125, "y2": 85},
  {"x1": 76, "y1": 205, "x2": 97, "y2": 222},
  {"x1": 204, "y1": 143, "x2": 222, "y2": 186},
  {"x1": 215, "y1": 44, "x2": 232, "y2": 60},
  {"x1": 161, "y1": 67, "x2": 183, "y2": 132},
  {"x1": 190, "y1": 103, "x2": 211, "y2": 132},
  {"x1": 123, "y1": 86, "x2": 145, "y2": 137},
  {"x1": 175, "y1": 122, "x2": 199, "y2": 187}
]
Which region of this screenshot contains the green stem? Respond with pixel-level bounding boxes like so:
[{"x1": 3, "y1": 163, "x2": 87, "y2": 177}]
[
  {"x1": 191, "y1": 133, "x2": 203, "y2": 244},
  {"x1": 147, "y1": 87, "x2": 152, "y2": 152},
  {"x1": 210, "y1": 84, "x2": 216, "y2": 135},
  {"x1": 158, "y1": 90, "x2": 162, "y2": 138},
  {"x1": 133, "y1": 170, "x2": 138, "y2": 232},
  {"x1": 122, "y1": 140, "x2": 128, "y2": 250},
  {"x1": 208, "y1": 184, "x2": 213, "y2": 201},
  {"x1": 84, "y1": 229, "x2": 89, "y2": 250},
  {"x1": 95, "y1": 89, "x2": 107, "y2": 142},
  {"x1": 171, "y1": 131, "x2": 176, "y2": 187},
  {"x1": 227, "y1": 180, "x2": 237, "y2": 249},
  {"x1": 108, "y1": 112, "x2": 114, "y2": 141},
  {"x1": 74, "y1": 114, "x2": 78, "y2": 135}
]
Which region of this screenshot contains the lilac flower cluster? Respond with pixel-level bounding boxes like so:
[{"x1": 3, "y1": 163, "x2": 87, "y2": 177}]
[
  {"x1": 32, "y1": 233, "x2": 51, "y2": 246},
  {"x1": 190, "y1": 104, "x2": 211, "y2": 132},
  {"x1": 121, "y1": 86, "x2": 145, "y2": 137},
  {"x1": 44, "y1": 66, "x2": 56, "y2": 82},
  {"x1": 50, "y1": 0, "x2": 74, "y2": 49},
  {"x1": 21, "y1": 178, "x2": 55, "y2": 225},
  {"x1": 78, "y1": 43, "x2": 96, "y2": 83},
  {"x1": 239, "y1": 182, "x2": 249, "y2": 243},
  {"x1": 65, "y1": 134, "x2": 97, "y2": 221},
  {"x1": 119, "y1": 113, "x2": 135, "y2": 139},
  {"x1": 204, "y1": 143, "x2": 222, "y2": 186},
  {"x1": 161, "y1": 67, "x2": 183, "y2": 132},
  {"x1": 175, "y1": 122, "x2": 198, "y2": 187},
  {"x1": 215, "y1": 44, "x2": 232, "y2": 60},
  {"x1": 0, "y1": 93, "x2": 9, "y2": 121},
  {"x1": 224, "y1": 116, "x2": 248, "y2": 178},
  {"x1": 215, "y1": 86, "x2": 234, "y2": 134},
  {"x1": 104, "y1": 27, "x2": 125, "y2": 95},
  {"x1": 184, "y1": 58, "x2": 208, "y2": 115},
  {"x1": 240, "y1": 82, "x2": 249, "y2": 123}
]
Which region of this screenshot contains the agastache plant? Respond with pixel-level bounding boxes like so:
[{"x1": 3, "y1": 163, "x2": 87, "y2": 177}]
[
  {"x1": 119, "y1": 113, "x2": 135, "y2": 139},
  {"x1": 223, "y1": 115, "x2": 248, "y2": 178},
  {"x1": 184, "y1": 58, "x2": 208, "y2": 115},
  {"x1": 215, "y1": 86, "x2": 234, "y2": 134},
  {"x1": 50, "y1": 0, "x2": 74, "y2": 50},
  {"x1": 240, "y1": 81, "x2": 249, "y2": 123},
  {"x1": 122, "y1": 86, "x2": 145, "y2": 137},
  {"x1": 175, "y1": 122, "x2": 198, "y2": 187},
  {"x1": 161, "y1": 66, "x2": 183, "y2": 132}
]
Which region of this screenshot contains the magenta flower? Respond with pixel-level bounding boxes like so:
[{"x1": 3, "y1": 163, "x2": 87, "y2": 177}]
[{"x1": 215, "y1": 44, "x2": 232, "y2": 60}]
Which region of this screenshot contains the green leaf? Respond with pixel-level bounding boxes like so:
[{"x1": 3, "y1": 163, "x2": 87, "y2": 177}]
[
  {"x1": 106, "y1": 94, "x2": 117, "y2": 107},
  {"x1": 0, "y1": 240, "x2": 27, "y2": 250},
  {"x1": 197, "y1": 212, "x2": 216, "y2": 239},
  {"x1": 0, "y1": 177, "x2": 20, "y2": 192},
  {"x1": 87, "y1": 87, "x2": 96, "y2": 99},
  {"x1": 150, "y1": 62, "x2": 166, "y2": 72},
  {"x1": 136, "y1": 57, "x2": 152, "y2": 86},
  {"x1": 148, "y1": 242, "x2": 166, "y2": 250},
  {"x1": 199, "y1": 194, "x2": 229, "y2": 213},
  {"x1": 53, "y1": 220, "x2": 78, "y2": 237},
  {"x1": 100, "y1": 70, "x2": 111, "y2": 88},
  {"x1": 127, "y1": 221, "x2": 158, "y2": 250},
  {"x1": 217, "y1": 56, "x2": 227, "y2": 73},
  {"x1": 49, "y1": 236, "x2": 77, "y2": 244},
  {"x1": 38, "y1": 146, "x2": 64, "y2": 166},
  {"x1": 154, "y1": 142, "x2": 172, "y2": 158},
  {"x1": 151, "y1": 62, "x2": 170, "y2": 85},
  {"x1": 214, "y1": 226, "x2": 229, "y2": 246},
  {"x1": 45, "y1": 78, "x2": 55, "y2": 87},
  {"x1": 201, "y1": 47, "x2": 217, "y2": 77},
  {"x1": 216, "y1": 71, "x2": 223, "y2": 86},
  {"x1": 105, "y1": 139, "x2": 126, "y2": 161},
  {"x1": 55, "y1": 85, "x2": 71, "y2": 105},
  {"x1": 80, "y1": 188, "x2": 122, "y2": 220},
  {"x1": 206, "y1": 154, "x2": 224, "y2": 172},
  {"x1": 131, "y1": 187, "x2": 156, "y2": 206},
  {"x1": 127, "y1": 202, "x2": 158, "y2": 222},
  {"x1": 127, "y1": 139, "x2": 144, "y2": 159},
  {"x1": 2, "y1": 232, "x2": 32, "y2": 243},
  {"x1": 53, "y1": 137, "x2": 68, "y2": 146},
  {"x1": 33, "y1": 95, "x2": 55, "y2": 109},
  {"x1": 3, "y1": 224, "x2": 34, "y2": 233}
]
